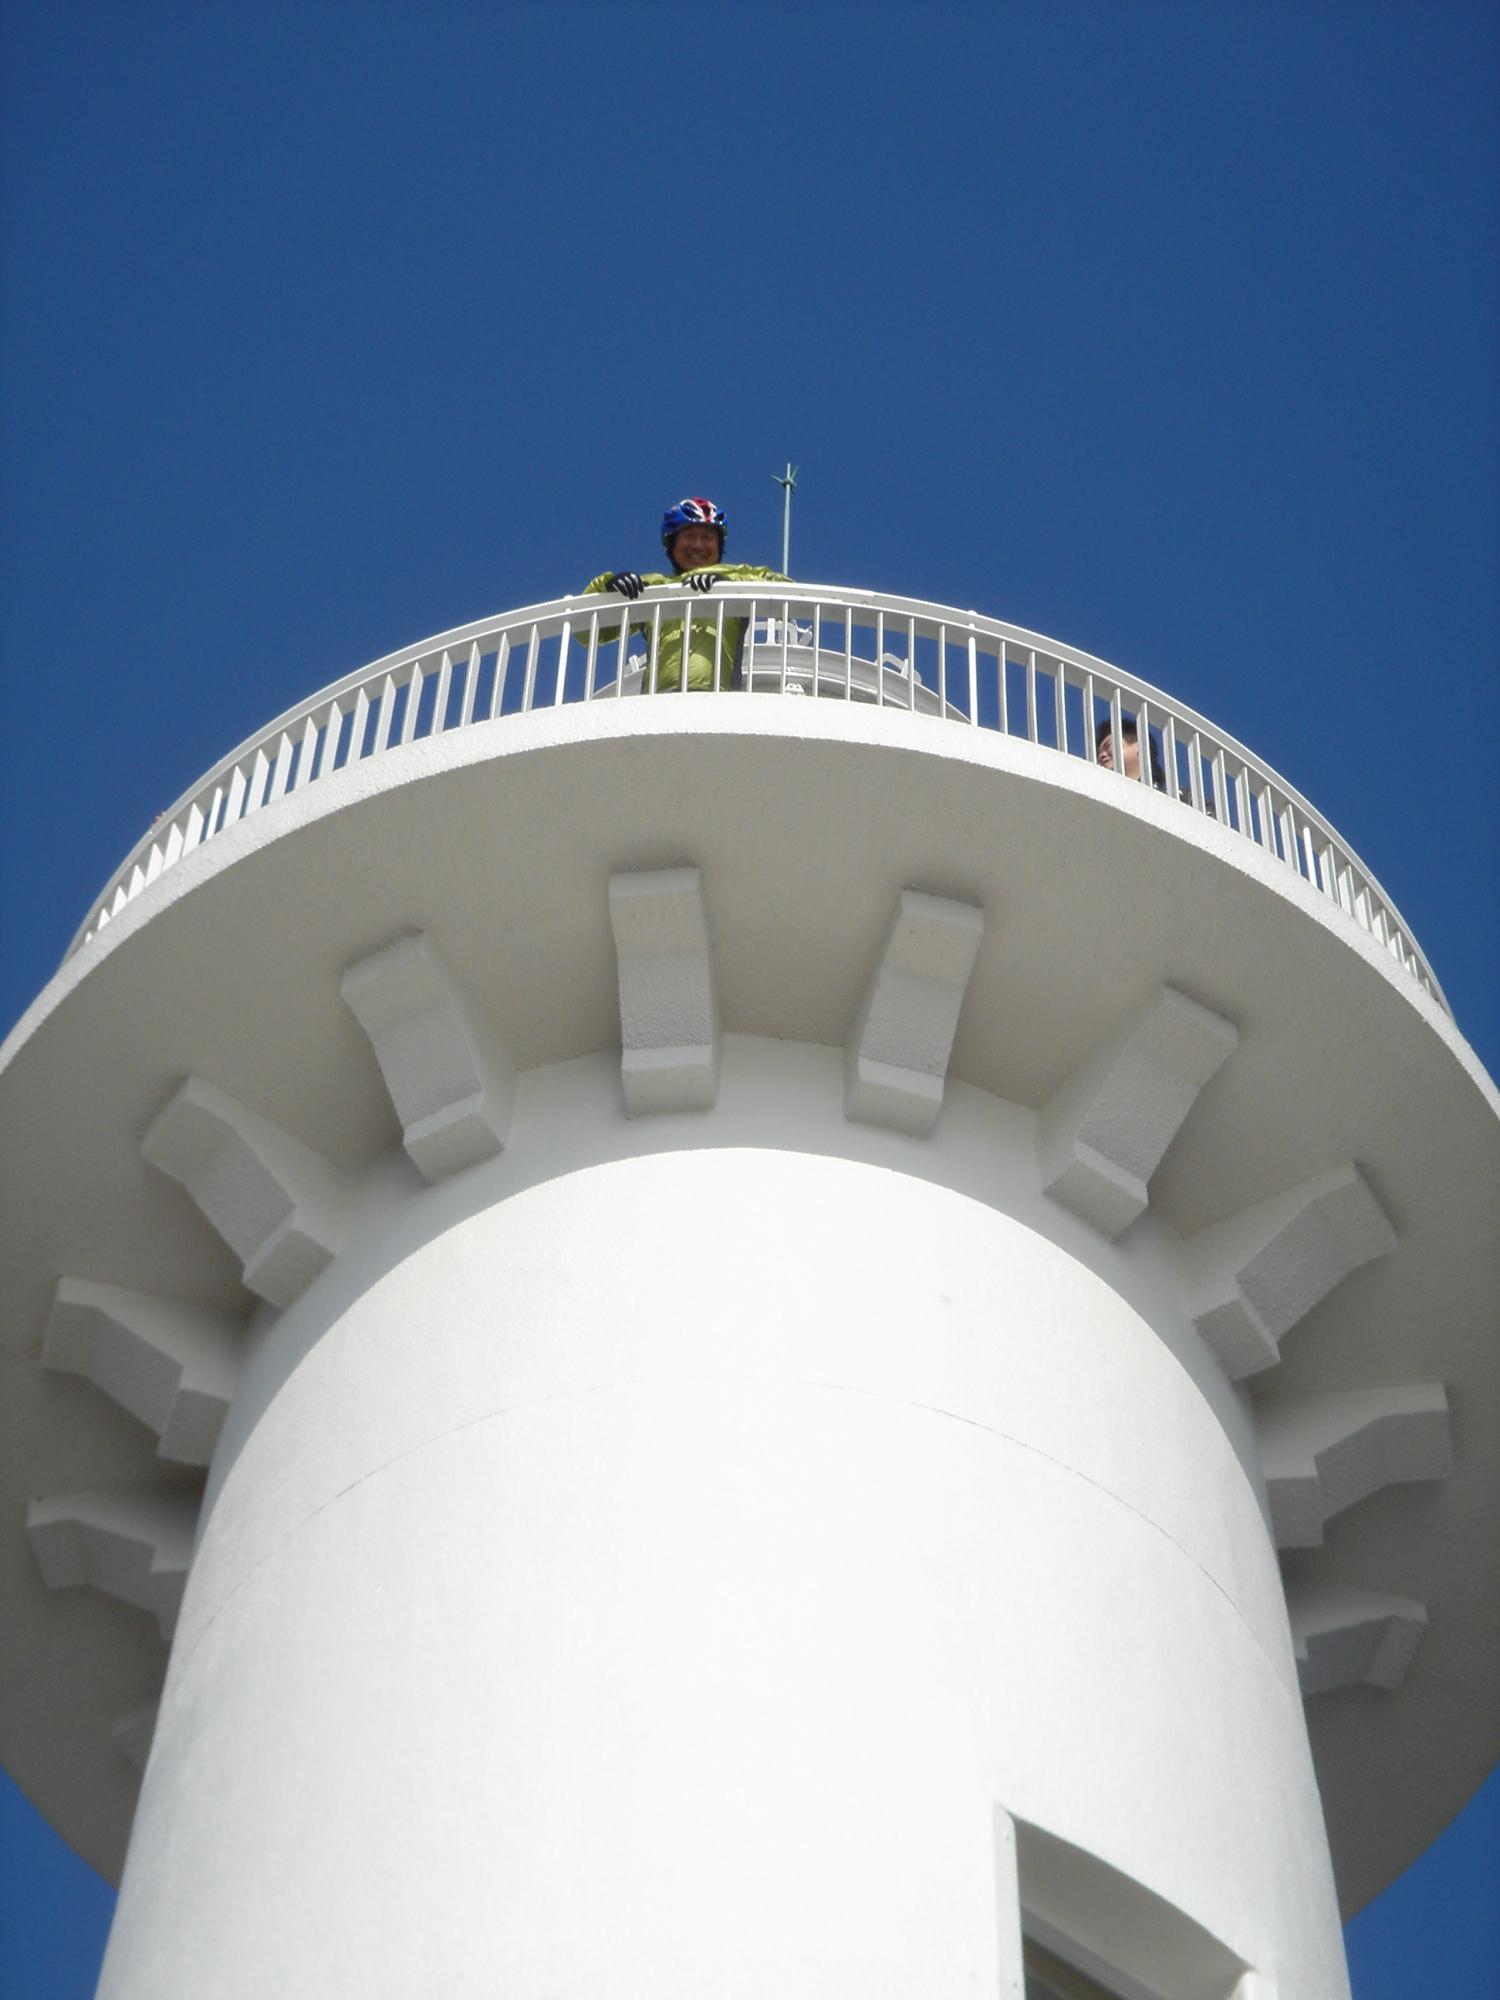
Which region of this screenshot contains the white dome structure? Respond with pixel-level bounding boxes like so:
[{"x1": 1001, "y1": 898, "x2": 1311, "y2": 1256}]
[{"x1": 2, "y1": 584, "x2": 1495, "y2": 2000}]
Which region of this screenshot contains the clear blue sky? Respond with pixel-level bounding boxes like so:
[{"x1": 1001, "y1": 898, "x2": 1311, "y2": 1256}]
[{"x1": 1, "y1": 2, "x2": 1495, "y2": 1993}]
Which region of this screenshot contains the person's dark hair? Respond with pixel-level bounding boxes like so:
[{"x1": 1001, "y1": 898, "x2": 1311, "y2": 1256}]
[{"x1": 1095, "y1": 714, "x2": 1167, "y2": 790}]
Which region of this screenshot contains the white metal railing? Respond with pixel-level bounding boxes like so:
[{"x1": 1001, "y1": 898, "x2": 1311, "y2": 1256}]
[{"x1": 67, "y1": 584, "x2": 1448, "y2": 1009}]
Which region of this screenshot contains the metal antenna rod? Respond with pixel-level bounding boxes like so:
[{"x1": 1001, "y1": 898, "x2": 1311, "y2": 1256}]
[{"x1": 772, "y1": 462, "x2": 799, "y2": 575}]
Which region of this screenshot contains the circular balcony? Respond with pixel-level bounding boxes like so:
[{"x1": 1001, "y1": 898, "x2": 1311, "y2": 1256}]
[
  {"x1": 3, "y1": 583, "x2": 1494, "y2": 1931},
  {"x1": 67, "y1": 583, "x2": 1446, "y2": 1012}
]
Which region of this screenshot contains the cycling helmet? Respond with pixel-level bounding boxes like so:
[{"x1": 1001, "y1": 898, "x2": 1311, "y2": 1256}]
[{"x1": 661, "y1": 496, "x2": 727, "y2": 559}]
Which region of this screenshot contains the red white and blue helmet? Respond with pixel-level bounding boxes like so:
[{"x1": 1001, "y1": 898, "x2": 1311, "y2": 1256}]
[{"x1": 661, "y1": 496, "x2": 727, "y2": 557}]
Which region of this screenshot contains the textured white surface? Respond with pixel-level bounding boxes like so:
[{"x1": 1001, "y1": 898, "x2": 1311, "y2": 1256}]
[
  {"x1": 1257, "y1": 1385, "x2": 1452, "y2": 1548},
  {"x1": 1289, "y1": 1584, "x2": 1429, "y2": 1697},
  {"x1": 844, "y1": 888, "x2": 983, "y2": 1135},
  {"x1": 141, "y1": 1075, "x2": 349, "y2": 1306},
  {"x1": 42, "y1": 1278, "x2": 242, "y2": 1466},
  {"x1": 111, "y1": 1703, "x2": 158, "y2": 1774},
  {"x1": 1038, "y1": 985, "x2": 1238, "y2": 1238},
  {"x1": 341, "y1": 931, "x2": 514, "y2": 1180},
  {"x1": 1187, "y1": 1164, "x2": 1397, "y2": 1378},
  {"x1": 98, "y1": 1112, "x2": 1347, "y2": 1999},
  {"x1": 26, "y1": 1490, "x2": 196, "y2": 1638},
  {"x1": 2, "y1": 696, "x2": 1495, "y2": 1923},
  {"x1": 609, "y1": 866, "x2": 720, "y2": 1114}
]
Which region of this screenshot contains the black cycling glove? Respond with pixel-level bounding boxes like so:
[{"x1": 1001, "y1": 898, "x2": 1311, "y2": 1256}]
[
  {"x1": 606, "y1": 572, "x2": 644, "y2": 600},
  {"x1": 685, "y1": 571, "x2": 718, "y2": 593}
]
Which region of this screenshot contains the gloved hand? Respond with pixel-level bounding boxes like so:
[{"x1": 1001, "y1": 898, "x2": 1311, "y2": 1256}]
[
  {"x1": 685, "y1": 571, "x2": 718, "y2": 593},
  {"x1": 606, "y1": 572, "x2": 644, "y2": 600}
]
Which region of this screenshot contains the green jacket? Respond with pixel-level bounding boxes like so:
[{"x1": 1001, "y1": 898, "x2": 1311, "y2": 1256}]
[{"x1": 579, "y1": 564, "x2": 788, "y2": 691}]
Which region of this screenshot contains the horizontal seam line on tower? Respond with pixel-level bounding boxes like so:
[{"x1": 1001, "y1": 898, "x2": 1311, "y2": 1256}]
[{"x1": 172, "y1": 1370, "x2": 1295, "y2": 1700}]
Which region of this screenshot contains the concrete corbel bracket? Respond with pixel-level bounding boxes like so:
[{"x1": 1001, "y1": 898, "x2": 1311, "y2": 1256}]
[
  {"x1": 845, "y1": 889, "x2": 984, "y2": 1136},
  {"x1": 1037, "y1": 984, "x2": 1237, "y2": 1237},
  {"x1": 113, "y1": 1699, "x2": 161, "y2": 1773},
  {"x1": 1287, "y1": 1581, "x2": 1428, "y2": 1696},
  {"x1": 341, "y1": 931, "x2": 515, "y2": 1181},
  {"x1": 1256, "y1": 1383, "x2": 1452, "y2": 1548},
  {"x1": 141, "y1": 1077, "x2": 349, "y2": 1309},
  {"x1": 608, "y1": 867, "x2": 720, "y2": 1115},
  {"x1": 1185, "y1": 1164, "x2": 1396, "y2": 1379},
  {"x1": 26, "y1": 1490, "x2": 199, "y2": 1639},
  {"x1": 42, "y1": 1277, "x2": 243, "y2": 1467}
]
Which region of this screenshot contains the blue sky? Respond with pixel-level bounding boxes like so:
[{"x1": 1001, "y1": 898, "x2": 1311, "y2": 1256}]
[{"x1": 1, "y1": 2, "x2": 1495, "y2": 1992}]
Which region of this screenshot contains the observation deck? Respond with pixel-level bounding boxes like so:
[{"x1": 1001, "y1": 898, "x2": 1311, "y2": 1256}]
[
  {"x1": 68, "y1": 583, "x2": 1447, "y2": 1007},
  {"x1": 2, "y1": 583, "x2": 1495, "y2": 1935}
]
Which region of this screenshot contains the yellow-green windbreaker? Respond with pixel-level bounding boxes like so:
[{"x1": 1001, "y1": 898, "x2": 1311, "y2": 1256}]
[{"x1": 578, "y1": 564, "x2": 788, "y2": 691}]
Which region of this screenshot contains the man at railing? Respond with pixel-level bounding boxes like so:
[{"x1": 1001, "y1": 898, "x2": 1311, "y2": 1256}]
[
  {"x1": 1095, "y1": 714, "x2": 1167, "y2": 791},
  {"x1": 579, "y1": 496, "x2": 786, "y2": 692},
  {"x1": 1096, "y1": 713, "x2": 1220, "y2": 815}
]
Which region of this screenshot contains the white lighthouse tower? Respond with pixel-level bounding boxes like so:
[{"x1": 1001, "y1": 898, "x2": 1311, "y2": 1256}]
[{"x1": 2, "y1": 584, "x2": 1495, "y2": 1999}]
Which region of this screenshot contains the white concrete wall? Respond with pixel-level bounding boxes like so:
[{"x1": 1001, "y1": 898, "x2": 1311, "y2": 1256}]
[{"x1": 98, "y1": 1042, "x2": 1348, "y2": 2000}]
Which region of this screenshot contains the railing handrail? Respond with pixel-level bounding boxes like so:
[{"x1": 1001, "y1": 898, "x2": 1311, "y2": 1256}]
[{"x1": 63, "y1": 583, "x2": 1449, "y2": 1013}]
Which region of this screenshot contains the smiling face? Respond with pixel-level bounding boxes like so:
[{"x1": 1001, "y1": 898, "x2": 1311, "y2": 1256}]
[{"x1": 668, "y1": 521, "x2": 723, "y2": 572}]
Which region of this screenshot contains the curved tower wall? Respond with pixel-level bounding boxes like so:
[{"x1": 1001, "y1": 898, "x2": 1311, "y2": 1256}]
[
  {"x1": 99, "y1": 1049, "x2": 1345, "y2": 1999},
  {"x1": 5, "y1": 663, "x2": 1495, "y2": 2000}
]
